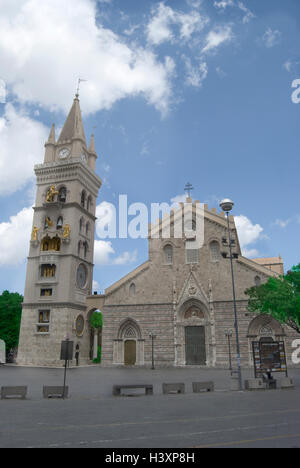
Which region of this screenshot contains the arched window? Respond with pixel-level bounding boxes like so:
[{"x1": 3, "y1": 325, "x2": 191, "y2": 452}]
[
  {"x1": 129, "y1": 283, "x2": 136, "y2": 296},
  {"x1": 81, "y1": 190, "x2": 86, "y2": 208},
  {"x1": 78, "y1": 241, "x2": 82, "y2": 257},
  {"x1": 87, "y1": 196, "x2": 92, "y2": 212},
  {"x1": 83, "y1": 241, "x2": 88, "y2": 259},
  {"x1": 255, "y1": 276, "x2": 261, "y2": 287},
  {"x1": 163, "y1": 245, "x2": 173, "y2": 265},
  {"x1": 58, "y1": 187, "x2": 67, "y2": 203},
  {"x1": 56, "y1": 217, "x2": 63, "y2": 230},
  {"x1": 210, "y1": 241, "x2": 220, "y2": 262},
  {"x1": 86, "y1": 222, "x2": 90, "y2": 237},
  {"x1": 79, "y1": 217, "x2": 84, "y2": 233}
]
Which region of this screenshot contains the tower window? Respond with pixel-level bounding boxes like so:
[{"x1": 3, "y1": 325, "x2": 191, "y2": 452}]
[
  {"x1": 41, "y1": 264, "x2": 56, "y2": 278},
  {"x1": 57, "y1": 217, "x2": 63, "y2": 230},
  {"x1": 163, "y1": 245, "x2": 173, "y2": 265},
  {"x1": 83, "y1": 241, "x2": 89, "y2": 259},
  {"x1": 41, "y1": 236, "x2": 61, "y2": 252},
  {"x1": 87, "y1": 196, "x2": 92, "y2": 212},
  {"x1": 37, "y1": 310, "x2": 50, "y2": 334},
  {"x1": 58, "y1": 187, "x2": 67, "y2": 203},
  {"x1": 86, "y1": 222, "x2": 90, "y2": 237},
  {"x1": 38, "y1": 310, "x2": 50, "y2": 324},
  {"x1": 78, "y1": 241, "x2": 82, "y2": 257},
  {"x1": 81, "y1": 190, "x2": 86, "y2": 208},
  {"x1": 41, "y1": 289, "x2": 52, "y2": 297}
]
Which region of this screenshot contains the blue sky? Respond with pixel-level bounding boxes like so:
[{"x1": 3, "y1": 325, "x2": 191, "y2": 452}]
[{"x1": 0, "y1": 0, "x2": 299, "y2": 294}]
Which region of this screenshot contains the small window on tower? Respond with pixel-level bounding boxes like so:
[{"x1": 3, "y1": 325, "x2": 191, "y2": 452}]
[
  {"x1": 57, "y1": 217, "x2": 63, "y2": 230},
  {"x1": 81, "y1": 190, "x2": 86, "y2": 208},
  {"x1": 87, "y1": 196, "x2": 92, "y2": 212},
  {"x1": 41, "y1": 264, "x2": 56, "y2": 278},
  {"x1": 58, "y1": 187, "x2": 67, "y2": 203},
  {"x1": 38, "y1": 310, "x2": 50, "y2": 324},
  {"x1": 41, "y1": 289, "x2": 52, "y2": 297}
]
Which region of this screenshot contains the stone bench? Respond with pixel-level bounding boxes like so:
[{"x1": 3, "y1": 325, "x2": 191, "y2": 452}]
[
  {"x1": 192, "y1": 381, "x2": 214, "y2": 393},
  {"x1": 1, "y1": 386, "x2": 27, "y2": 400},
  {"x1": 162, "y1": 383, "x2": 185, "y2": 395},
  {"x1": 113, "y1": 384, "x2": 153, "y2": 396},
  {"x1": 43, "y1": 386, "x2": 69, "y2": 399},
  {"x1": 245, "y1": 379, "x2": 265, "y2": 391},
  {"x1": 280, "y1": 378, "x2": 294, "y2": 390}
]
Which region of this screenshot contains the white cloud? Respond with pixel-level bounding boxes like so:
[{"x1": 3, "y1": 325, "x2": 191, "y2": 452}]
[
  {"x1": 94, "y1": 240, "x2": 115, "y2": 265},
  {"x1": 283, "y1": 60, "x2": 292, "y2": 73},
  {"x1": 92, "y1": 280, "x2": 100, "y2": 292},
  {"x1": 0, "y1": 206, "x2": 33, "y2": 266},
  {"x1": 0, "y1": 79, "x2": 6, "y2": 103},
  {"x1": 273, "y1": 218, "x2": 291, "y2": 228},
  {"x1": 234, "y1": 215, "x2": 264, "y2": 258},
  {"x1": 214, "y1": 0, "x2": 234, "y2": 9},
  {"x1": 170, "y1": 194, "x2": 187, "y2": 205},
  {"x1": 147, "y1": 2, "x2": 208, "y2": 46},
  {"x1": 214, "y1": 0, "x2": 255, "y2": 24},
  {"x1": 0, "y1": 104, "x2": 49, "y2": 196},
  {"x1": 113, "y1": 250, "x2": 138, "y2": 265},
  {"x1": 0, "y1": 0, "x2": 174, "y2": 116},
  {"x1": 93, "y1": 239, "x2": 138, "y2": 266},
  {"x1": 184, "y1": 58, "x2": 208, "y2": 87},
  {"x1": 262, "y1": 28, "x2": 281, "y2": 48},
  {"x1": 202, "y1": 26, "x2": 233, "y2": 54}
]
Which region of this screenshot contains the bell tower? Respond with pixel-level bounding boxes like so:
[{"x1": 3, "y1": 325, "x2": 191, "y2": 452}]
[{"x1": 17, "y1": 95, "x2": 102, "y2": 366}]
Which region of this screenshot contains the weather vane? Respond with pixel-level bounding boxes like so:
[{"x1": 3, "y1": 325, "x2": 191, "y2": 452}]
[
  {"x1": 76, "y1": 78, "x2": 88, "y2": 97},
  {"x1": 184, "y1": 182, "x2": 194, "y2": 198}
]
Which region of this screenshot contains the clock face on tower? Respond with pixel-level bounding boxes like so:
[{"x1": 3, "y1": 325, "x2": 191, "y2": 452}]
[
  {"x1": 76, "y1": 264, "x2": 88, "y2": 289},
  {"x1": 59, "y1": 148, "x2": 70, "y2": 159}
]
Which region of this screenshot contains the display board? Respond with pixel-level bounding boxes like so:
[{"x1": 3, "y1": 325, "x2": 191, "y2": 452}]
[{"x1": 252, "y1": 341, "x2": 288, "y2": 378}]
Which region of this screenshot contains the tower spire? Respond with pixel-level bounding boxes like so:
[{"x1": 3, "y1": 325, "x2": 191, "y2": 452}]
[{"x1": 57, "y1": 95, "x2": 87, "y2": 146}]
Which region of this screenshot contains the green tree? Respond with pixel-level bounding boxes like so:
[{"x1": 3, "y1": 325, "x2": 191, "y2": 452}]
[
  {"x1": 245, "y1": 264, "x2": 300, "y2": 334},
  {"x1": 0, "y1": 290, "x2": 23, "y2": 350}
]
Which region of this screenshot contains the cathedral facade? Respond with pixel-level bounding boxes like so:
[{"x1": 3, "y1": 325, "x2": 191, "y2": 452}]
[{"x1": 17, "y1": 96, "x2": 297, "y2": 369}]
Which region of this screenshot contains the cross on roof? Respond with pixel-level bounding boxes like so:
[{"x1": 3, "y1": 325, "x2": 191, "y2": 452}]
[{"x1": 184, "y1": 182, "x2": 194, "y2": 198}]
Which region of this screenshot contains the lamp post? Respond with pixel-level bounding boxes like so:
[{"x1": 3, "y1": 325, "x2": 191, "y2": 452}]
[
  {"x1": 149, "y1": 333, "x2": 157, "y2": 370},
  {"x1": 225, "y1": 330, "x2": 233, "y2": 372},
  {"x1": 220, "y1": 199, "x2": 243, "y2": 391}
]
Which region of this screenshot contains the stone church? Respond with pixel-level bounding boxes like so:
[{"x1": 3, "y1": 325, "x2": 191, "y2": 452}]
[{"x1": 17, "y1": 95, "x2": 297, "y2": 369}]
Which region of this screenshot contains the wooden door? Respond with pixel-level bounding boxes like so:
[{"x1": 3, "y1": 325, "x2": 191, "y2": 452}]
[
  {"x1": 124, "y1": 340, "x2": 136, "y2": 366},
  {"x1": 185, "y1": 326, "x2": 206, "y2": 365}
]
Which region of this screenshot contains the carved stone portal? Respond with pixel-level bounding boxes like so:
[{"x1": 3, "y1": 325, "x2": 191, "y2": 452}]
[{"x1": 184, "y1": 306, "x2": 205, "y2": 320}]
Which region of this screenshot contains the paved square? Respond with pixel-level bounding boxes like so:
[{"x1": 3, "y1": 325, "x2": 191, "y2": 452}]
[{"x1": 1, "y1": 366, "x2": 300, "y2": 448}]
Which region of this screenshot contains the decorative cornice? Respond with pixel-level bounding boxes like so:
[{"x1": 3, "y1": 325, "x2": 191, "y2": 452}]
[{"x1": 22, "y1": 302, "x2": 87, "y2": 311}]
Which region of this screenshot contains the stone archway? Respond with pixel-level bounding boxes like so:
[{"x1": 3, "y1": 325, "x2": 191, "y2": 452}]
[
  {"x1": 113, "y1": 318, "x2": 144, "y2": 366},
  {"x1": 176, "y1": 299, "x2": 212, "y2": 366},
  {"x1": 87, "y1": 308, "x2": 102, "y2": 361}
]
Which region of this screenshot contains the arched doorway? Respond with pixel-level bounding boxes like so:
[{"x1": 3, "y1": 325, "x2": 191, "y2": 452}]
[
  {"x1": 176, "y1": 299, "x2": 211, "y2": 366},
  {"x1": 113, "y1": 318, "x2": 144, "y2": 366}
]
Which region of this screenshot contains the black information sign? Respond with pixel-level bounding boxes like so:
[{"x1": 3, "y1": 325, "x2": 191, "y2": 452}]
[
  {"x1": 60, "y1": 340, "x2": 74, "y2": 361},
  {"x1": 252, "y1": 341, "x2": 288, "y2": 378}
]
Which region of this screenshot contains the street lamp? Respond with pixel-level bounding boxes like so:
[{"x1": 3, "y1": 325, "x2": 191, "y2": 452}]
[
  {"x1": 220, "y1": 198, "x2": 243, "y2": 391},
  {"x1": 149, "y1": 333, "x2": 157, "y2": 370},
  {"x1": 225, "y1": 330, "x2": 233, "y2": 372}
]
